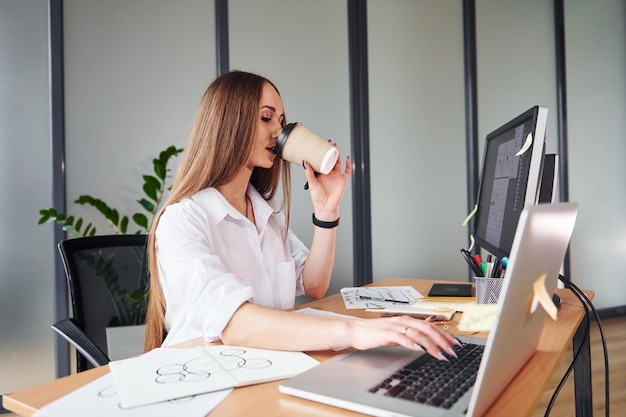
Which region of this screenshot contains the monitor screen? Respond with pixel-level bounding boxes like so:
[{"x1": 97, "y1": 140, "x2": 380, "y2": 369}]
[{"x1": 472, "y1": 106, "x2": 548, "y2": 258}]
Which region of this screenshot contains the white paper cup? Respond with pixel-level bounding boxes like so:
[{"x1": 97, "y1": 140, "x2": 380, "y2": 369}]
[{"x1": 275, "y1": 122, "x2": 339, "y2": 175}]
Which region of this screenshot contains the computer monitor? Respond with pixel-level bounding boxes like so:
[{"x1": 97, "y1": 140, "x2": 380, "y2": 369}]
[
  {"x1": 472, "y1": 106, "x2": 548, "y2": 259},
  {"x1": 538, "y1": 153, "x2": 558, "y2": 204}
]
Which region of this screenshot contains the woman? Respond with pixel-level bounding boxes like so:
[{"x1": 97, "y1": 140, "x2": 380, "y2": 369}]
[{"x1": 144, "y1": 70, "x2": 459, "y2": 360}]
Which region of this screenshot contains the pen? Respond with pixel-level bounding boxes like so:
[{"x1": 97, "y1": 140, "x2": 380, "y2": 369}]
[
  {"x1": 500, "y1": 257, "x2": 508, "y2": 278},
  {"x1": 490, "y1": 257, "x2": 501, "y2": 278},
  {"x1": 358, "y1": 295, "x2": 411, "y2": 304},
  {"x1": 460, "y1": 249, "x2": 484, "y2": 277}
]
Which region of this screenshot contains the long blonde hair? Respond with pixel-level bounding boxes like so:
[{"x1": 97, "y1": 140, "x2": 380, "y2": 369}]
[{"x1": 144, "y1": 71, "x2": 291, "y2": 351}]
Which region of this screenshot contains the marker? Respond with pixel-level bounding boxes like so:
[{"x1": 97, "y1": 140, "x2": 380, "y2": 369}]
[
  {"x1": 358, "y1": 295, "x2": 411, "y2": 304},
  {"x1": 490, "y1": 257, "x2": 501, "y2": 278},
  {"x1": 481, "y1": 261, "x2": 488, "y2": 277},
  {"x1": 460, "y1": 249, "x2": 484, "y2": 277},
  {"x1": 500, "y1": 257, "x2": 508, "y2": 278}
]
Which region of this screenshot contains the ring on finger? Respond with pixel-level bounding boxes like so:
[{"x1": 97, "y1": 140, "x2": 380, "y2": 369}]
[{"x1": 402, "y1": 326, "x2": 409, "y2": 335}]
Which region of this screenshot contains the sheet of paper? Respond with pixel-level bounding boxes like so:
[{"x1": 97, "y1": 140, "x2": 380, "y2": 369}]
[
  {"x1": 110, "y1": 347, "x2": 235, "y2": 409},
  {"x1": 294, "y1": 307, "x2": 361, "y2": 320},
  {"x1": 201, "y1": 345, "x2": 320, "y2": 386},
  {"x1": 34, "y1": 371, "x2": 231, "y2": 417},
  {"x1": 340, "y1": 286, "x2": 423, "y2": 309},
  {"x1": 109, "y1": 345, "x2": 320, "y2": 409}
]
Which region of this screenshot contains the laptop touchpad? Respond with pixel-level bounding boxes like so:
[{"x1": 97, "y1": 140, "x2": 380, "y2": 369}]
[{"x1": 340, "y1": 348, "x2": 417, "y2": 369}]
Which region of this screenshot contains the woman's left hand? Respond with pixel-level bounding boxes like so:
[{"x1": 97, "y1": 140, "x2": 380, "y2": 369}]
[{"x1": 303, "y1": 143, "x2": 352, "y2": 220}]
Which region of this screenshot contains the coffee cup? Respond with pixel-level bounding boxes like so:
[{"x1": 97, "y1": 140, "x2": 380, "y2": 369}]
[{"x1": 275, "y1": 122, "x2": 339, "y2": 175}]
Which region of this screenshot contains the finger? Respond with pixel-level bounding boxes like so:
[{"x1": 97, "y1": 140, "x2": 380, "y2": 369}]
[
  {"x1": 343, "y1": 156, "x2": 353, "y2": 176},
  {"x1": 302, "y1": 160, "x2": 315, "y2": 181},
  {"x1": 401, "y1": 328, "x2": 449, "y2": 360},
  {"x1": 420, "y1": 327, "x2": 460, "y2": 360},
  {"x1": 398, "y1": 320, "x2": 458, "y2": 360}
]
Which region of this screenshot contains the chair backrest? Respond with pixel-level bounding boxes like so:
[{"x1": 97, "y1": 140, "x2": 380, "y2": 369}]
[{"x1": 58, "y1": 234, "x2": 148, "y2": 371}]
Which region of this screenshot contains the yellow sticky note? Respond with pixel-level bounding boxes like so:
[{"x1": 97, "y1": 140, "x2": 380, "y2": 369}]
[
  {"x1": 457, "y1": 304, "x2": 499, "y2": 332},
  {"x1": 462, "y1": 204, "x2": 478, "y2": 227},
  {"x1": 531, "y1": 273, "x2": 558, "y2": 320},
  {"x1": 514, "y1": 133, "x2": 533, "y2": 156}
]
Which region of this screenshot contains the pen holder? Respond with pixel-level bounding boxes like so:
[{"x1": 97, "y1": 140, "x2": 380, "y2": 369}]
[{"x1": 475, "y1": 277, "x2": 503, "y2": 304}]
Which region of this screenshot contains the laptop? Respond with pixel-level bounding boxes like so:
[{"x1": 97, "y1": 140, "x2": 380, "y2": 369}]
[{"x1": 280, "y1": 202, "x2": 578, "y2": 417}]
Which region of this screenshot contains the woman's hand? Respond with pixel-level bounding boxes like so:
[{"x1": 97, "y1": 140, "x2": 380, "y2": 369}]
[
  {"x1": 303, "y1": 142, "x2": 352, "y2": 221},
  {"x1": 346, "y1": 315, "x2": 461, "y2": 361}
]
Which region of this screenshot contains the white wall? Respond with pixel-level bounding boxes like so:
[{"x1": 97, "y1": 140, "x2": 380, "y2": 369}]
[
  {"x1": 1, "y1": 0, "x2": 624, "y2": 397},
  {"x1": 476, "y1": 0, "x2": 558, "y2": 154},
  {"x1": 63, "y1": 0, "x2": 216, "y2": 235},
  {"x1": 566, "y1": 0, "x2": 626, "y2": 310},
  {"x1": 229, "y1": 0, "x2": 353, "y2": 295},
  {"x1": 368, "y1": 0, "x2": 468, "y2": 282},
  {"x1": 0, "y1": 0, "x2": 55, "y2": 394}
]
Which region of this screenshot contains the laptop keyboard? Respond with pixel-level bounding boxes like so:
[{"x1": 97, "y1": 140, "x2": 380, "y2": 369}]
[{"x1": 368, "y1": 342, "x2": 484, "y2": 409}]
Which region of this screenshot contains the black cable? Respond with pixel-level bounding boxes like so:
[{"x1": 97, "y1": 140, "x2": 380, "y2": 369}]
[
  {"x1": 544, "y1": 275, "x2": 610, "y2": 417},
  {"x1": 544, "y1": 281, "x2": 589, "y2": 416},
  {"x1": 563, "y1": 277, "x2": 610, "y2": 417}
]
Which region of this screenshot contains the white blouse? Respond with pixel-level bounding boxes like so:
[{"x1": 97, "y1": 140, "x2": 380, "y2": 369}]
[{"x1": 155, "y1": 185, "x2": 308, "y2": 347}]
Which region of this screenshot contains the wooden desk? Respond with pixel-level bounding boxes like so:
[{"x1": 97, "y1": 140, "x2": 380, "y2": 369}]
[{"x1": 3, "y1": 278, "x2": 592, "y2": 417}]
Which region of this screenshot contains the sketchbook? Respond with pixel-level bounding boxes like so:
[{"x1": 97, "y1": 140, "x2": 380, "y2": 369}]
[{"x1": 109, "y1": 345, "x2": 320, "y2": 409}]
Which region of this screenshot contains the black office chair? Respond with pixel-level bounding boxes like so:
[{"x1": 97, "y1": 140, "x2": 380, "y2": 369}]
[
  {"x1": 54, "y1": 234, "x2": 149, "y2": 372},
  {"x1": 52, "y1": 318, "x2": 110, "y2": 368}
]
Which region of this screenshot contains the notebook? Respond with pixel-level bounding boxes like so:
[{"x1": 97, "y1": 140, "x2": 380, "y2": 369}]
[{"x1": 280, "y1": 202, "x2": 578, "y2": 417}]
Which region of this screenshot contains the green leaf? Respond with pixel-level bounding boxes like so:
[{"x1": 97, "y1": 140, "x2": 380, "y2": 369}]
[
  {"x1": 127, "y1": 289, "x2": 146, "y2": 303},
  {"x1": 120, "y1": 216, "x2": 129, "y2": 234},
  {"x1": 133, "y1": 213, "x2": 149, "y2": 229},
  {"x1": 109, "y1": 209, "x2": 119, "y2": 225},
  {"x1": 158, "y1": 147, "x2": 172, "y2": 164},
  {"x1": 95, "y1": 200, "x2": 109, "y2": 216},
  {"x1": 153, "y1": 159, "x2": 166, "y2": 180},
  {"x1": 138, "y1": 198, "x2": 155, "y2": 213},
  {"x1": 159, "y1": 145, "x2": 182, "y2": 164},
  {"x1": 74, "y1": 195, "x2": 93, "y2": 205},
  {"x1": 143, "y1": 183, "x2": 158, "y2": 201},
  {"x1": 36, "y1": 145, "x2": 185, "y2": 325},
  {"x1": 84, "y1": 223, "x2": 95, "y2": 236},
  {"x1": 38, "y1": 209, "x2": 57, "y2": 224},
  {"x1": 143, "y1": 175, "x2": 161, "y2": 189}
]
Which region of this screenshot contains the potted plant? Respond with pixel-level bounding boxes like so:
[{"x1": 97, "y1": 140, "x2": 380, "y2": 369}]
[{"x1": 38, "y1": 145, "x2": 182, "y2": 359}]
